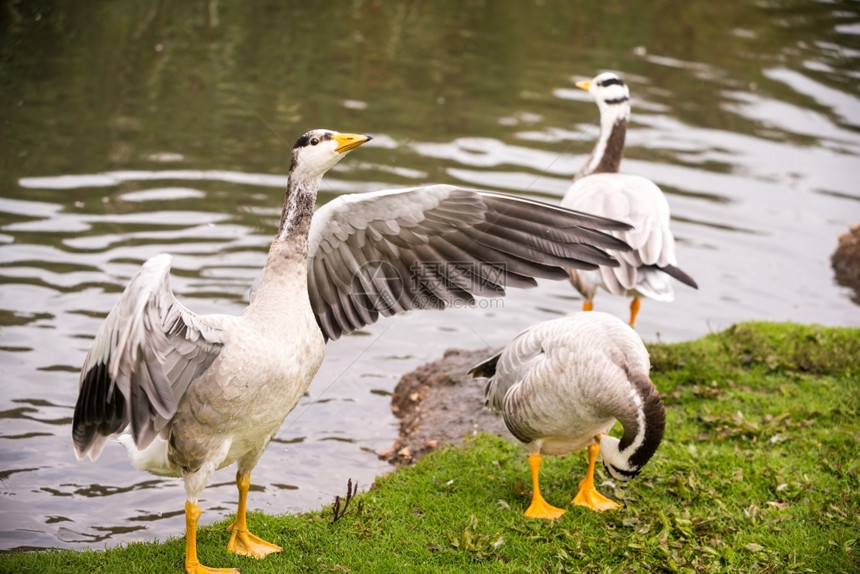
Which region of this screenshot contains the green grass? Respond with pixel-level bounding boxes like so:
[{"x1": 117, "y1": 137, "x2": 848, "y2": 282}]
[{"x1": 2, "y1": 321, "x2": 858, "y2": 573}]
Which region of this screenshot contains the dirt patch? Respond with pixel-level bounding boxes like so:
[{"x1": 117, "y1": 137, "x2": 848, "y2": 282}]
[
  {"x1": 832, "y1": 224, "x2": 860, "y2": 304},
  {"x1": 379, "y1": 347, "x2": 513, "y2": 466}
]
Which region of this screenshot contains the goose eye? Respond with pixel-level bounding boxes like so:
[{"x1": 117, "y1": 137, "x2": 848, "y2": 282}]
[{"x1": 310, "y1": 137, "x2": 319, "y2": 146}]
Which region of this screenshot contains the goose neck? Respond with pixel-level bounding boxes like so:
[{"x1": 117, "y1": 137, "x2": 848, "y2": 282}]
[
  {"x1": 276, "y1": 175, "x2": 319, "y2": 245},
  {"x1": 602, "y1": 371, "x2": 665, "y2": 478},
  {"x1": 250, "y1": 175, "x2": 318, "y2": 309},
  {"x1": 576, "y1": 114, "x2": 628, "y2": 180}
]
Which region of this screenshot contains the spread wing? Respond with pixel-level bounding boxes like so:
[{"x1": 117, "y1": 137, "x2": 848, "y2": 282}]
[
  {"x1": 308, "y1": 184, "x2": 632, "y2": 340},
  {"x1": 73, "y1": 254, "x2": 228, "y2": 460}
]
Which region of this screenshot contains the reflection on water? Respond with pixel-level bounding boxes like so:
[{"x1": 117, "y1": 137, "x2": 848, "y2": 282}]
[{"x1": 1, "y1": 0, "x2": 858, "y2": 552}]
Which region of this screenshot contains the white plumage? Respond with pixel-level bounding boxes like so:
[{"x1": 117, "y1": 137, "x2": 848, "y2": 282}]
[
  {"x1": 72, "y1": 129, "x2": 635, "y2": 573},
  {"x1": 471, "y1": 311, "x2": 665, "y2": 519},
  {"x1": 562, "y1": 72, "x2": 697, "y2": 326}
]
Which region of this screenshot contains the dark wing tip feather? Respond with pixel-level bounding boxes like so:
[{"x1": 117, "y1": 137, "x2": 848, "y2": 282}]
[
  {"x1": 480, "y1": 191, "x2": 634, "y2": 233},
  {"x1": 659, "y1": 264, "x2": 699, "y2": 289},
  {"x1": 467, "y1": 353, "x2": 500, "y2": 378},
  {"x1": 72, "y1": 361, "x2": 127, "y2": 458}
]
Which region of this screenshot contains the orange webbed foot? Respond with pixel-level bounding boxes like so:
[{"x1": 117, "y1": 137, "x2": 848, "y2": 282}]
[{"x1": 226, "y1": 523, "x2": 282, "y2": 559}]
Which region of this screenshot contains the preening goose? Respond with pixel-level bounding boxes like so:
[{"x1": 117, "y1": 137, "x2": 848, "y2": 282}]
[
  {"x1": 562, "y1": 72, "x2": 698, "y2": 327},
  {"x1": 470, "y1": 311, "x2": 665, "y2": 519},
  {"x1": 73, "y1": 129, "x2": 635, "y2": 573}
]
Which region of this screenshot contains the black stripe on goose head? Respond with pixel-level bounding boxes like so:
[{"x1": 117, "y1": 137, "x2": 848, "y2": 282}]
[
  {"x1": 605, "y1": 96, "x2": 630, "y2": 105},
  {"x1": 604, "y1": 462, "x2": 641, "y2": 480},
  {"x1": 294, "y1": 130, "x2": 334, "y2": 149},
  {"x1": 597, "y1": 76, "x2": 626, "y2": 89}
]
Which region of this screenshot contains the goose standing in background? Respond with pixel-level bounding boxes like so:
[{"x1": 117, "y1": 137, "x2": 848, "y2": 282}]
[
  {"x1": 73, "y1": 129, "x2": 635, "y2": 573},
  {"x1": 470, "y1": 311, "x2": 665, "y2": 519},
  {"x1": 562, "y1": 72, "x2": 698, "y2": 327}
]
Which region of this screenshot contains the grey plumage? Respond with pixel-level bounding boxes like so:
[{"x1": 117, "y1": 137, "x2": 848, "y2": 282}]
[
  {"x1": 471, "y1": 312, "x2": 665, "y2": 516},
  {"x1": 308, "y1": 185, "x2": 632, "y2": 340},
  {"x1": 71, "y1": 128, "x2": 636, "y2": 569},
  {"x1": 563, "y1": 72, "x2": 697, "y2": 324},
  {"x1": 73, "y1": 254, "x2": 227, "y2": 460}
]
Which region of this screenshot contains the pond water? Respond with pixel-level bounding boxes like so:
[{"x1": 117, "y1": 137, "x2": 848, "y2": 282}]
[{"x1": 1, "y1": 0, "x2": 858, "y2": 552}]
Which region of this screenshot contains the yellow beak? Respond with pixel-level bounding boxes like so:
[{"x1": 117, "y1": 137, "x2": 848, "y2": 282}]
[
  {"x1": 334, "y1": 133, "x2": 372, "y2": 154},
  {"x1": 575, "y1": 79, "x2": 592, "y2": 91}
]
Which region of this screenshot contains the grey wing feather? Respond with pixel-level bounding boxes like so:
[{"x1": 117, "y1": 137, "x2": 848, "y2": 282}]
[
  {"x1": 308, "y1": 185, "x2": 633, "y2": 340},
  {"x1": 563, "y1": 174, "x2": 696, "y2": 295},
  {"x1": 72, "y1": 254, "x2": 226, "y2": 460},
  {"x1": 472, "y1": 312, "x2": 654, "y2": 444},
  {"x1": 468, "y1": 319, "x2": 545, "y2": 412}
]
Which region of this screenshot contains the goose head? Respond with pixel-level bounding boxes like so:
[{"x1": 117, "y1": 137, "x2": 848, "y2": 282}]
[
  {"x1": 598, "y1": 434, "x2": 642, "y2": 481},
  {"x1": 289, "y1": 129, "x2": 372, "y2": 179},
  {"x1": 576, "y1": 72, "x2": 631, "y2": 120}
]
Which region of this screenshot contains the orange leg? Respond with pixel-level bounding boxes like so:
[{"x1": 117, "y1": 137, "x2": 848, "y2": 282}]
[
  {"x1": 184, "y1": 501, "x2": 238, "y2": 574},
  {"x1": 572, "y1": 440, "x2": 620, "y2": 512},
  {"x1": 628, "y1": 297, "x2": 641, "y2": 327},
  {"x1": 582, "y1": 300, "x2": 594, "y2": 312},
  {"x1": 524, "y1": 454, "x2": 566, "y2": 519},
  {"x1": 226, "y1": 472, "x2": 282, "y2": 558}
]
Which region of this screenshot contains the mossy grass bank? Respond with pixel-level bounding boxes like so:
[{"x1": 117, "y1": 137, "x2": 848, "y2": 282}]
[{"x1": 2, "y1": 321, "x2": 857, "y2": 573}]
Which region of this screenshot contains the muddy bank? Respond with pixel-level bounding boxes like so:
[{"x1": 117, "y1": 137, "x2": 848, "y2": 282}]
[
  {"x1": 832, "y1": 224, "x2": 860, "y2": 304},
  {"x1": 379, "y1": 347, "x2": 513, "y2": 466}
]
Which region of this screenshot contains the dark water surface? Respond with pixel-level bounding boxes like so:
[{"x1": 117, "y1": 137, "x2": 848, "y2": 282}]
[{"x1": 1, "y1": 0, "x2": 858, "y2": 551}]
